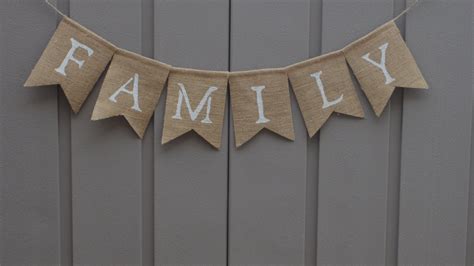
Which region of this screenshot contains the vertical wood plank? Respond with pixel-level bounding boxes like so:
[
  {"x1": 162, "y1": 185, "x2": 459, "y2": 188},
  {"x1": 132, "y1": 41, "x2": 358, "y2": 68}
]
[
  {"x1": 153, "y1": 0, "x2": 229, "y2": 264},
  {"x1": 70, "y1": 0, "x2": 143, "y2": 264},
  {"x1": 57, "y1": 0, "x2": 73, "y2": 264},
  {"x1": 228, "y1": 0, "x2": 310, "y2": 264},
  {"x1": 469, "y1": 108, "x2": 474, "y2": 265},
  {"x1": 317, "y1": 0, "x2": 393, "y2": 264},
  {"x1": 470, "y1": 4, "x2": 474, "y2": 263},
  {"x1": 398, "y1": 0, "x2": 472, "y2": 264},
  {"x1": 307, "y1": 0, "x2": 323, "y2": 264},
  {"x1": 141, "y1": 0, "x2": 155, "y2": 264},
  {"x1": 386, "y1": 2, "x2": 406, "y2": 265},
  {"x1": 0, "y1": 1, "x2": 60, "y2": 264},
  {"x1": 470, "y1": 8, "x2": 474, "y2": 262}
]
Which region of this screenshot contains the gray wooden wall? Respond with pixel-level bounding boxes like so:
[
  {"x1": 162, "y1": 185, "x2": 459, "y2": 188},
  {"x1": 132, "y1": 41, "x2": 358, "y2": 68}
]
[{"x1": 1, "y1": 0, "x2": 473, "y2": 265}]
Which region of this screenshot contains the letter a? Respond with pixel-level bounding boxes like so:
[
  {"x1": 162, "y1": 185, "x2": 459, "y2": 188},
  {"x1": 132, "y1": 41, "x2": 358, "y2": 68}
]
[
  {"x1": 310, "y1": 71, "x2": 343, "y2": 109},
  {"x1": 108, "y1": 73, "x2": 142, "y2": 112},
  {"x1": 251, "y1": 85, "x2": 270, "y2": 124},
  {"x1": 172, "y1": 83, "x2": 218, "y2": 124},
  {"x1": 362, "y1": 42, "x2": 395, "y2": 85},
  {"x1": 55, "y1": 38, "x2": 94, "y2": 76}
]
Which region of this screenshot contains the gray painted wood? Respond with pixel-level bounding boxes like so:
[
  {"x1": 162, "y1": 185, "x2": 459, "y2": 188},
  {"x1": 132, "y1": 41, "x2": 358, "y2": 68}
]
[
  {"x1": 70, "y1": 0, "x2": 143, "y2": 264},
  {"x1": 317, "y1": 0, "x2": 393, "y2": 264},
  {"x1": 0, "y1": 1, "x2": 60, "y2": 264},
  {"x1": 398, "y1": 0, "x2": 473, "y2": 264},
  {"x1": 228, "y1": 0, "x2": 310, "y2": 264},
  {"x1": 307, "y1": 0, "x2": 322, "y2": 264},
  {"x1": 57, "y1": 0, "x2": 73, "y2": 264},
  {"x1": 153, "y1": 0, "x2": 229, "y2": 264},
  {"x1": 1, "y1": 1, "x2": 474, "y2": 265},
  {"x1": 469, "y1": 107, "x2": 474, "y2": 266},
  {"x1": 386, "y1": 3, "x2": 406, "y2": 266},
  {"x1": 141, "y1": 0, "x2": 155, "y2": 264},
  {"x1": 467, "y1": 4, "x2": 473, "y2": 265}
]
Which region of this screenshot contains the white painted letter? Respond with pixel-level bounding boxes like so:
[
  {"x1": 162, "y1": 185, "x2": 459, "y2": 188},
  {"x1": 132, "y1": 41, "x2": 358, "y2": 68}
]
[
  {"x1": 108, "y1": 73, "x2": 142, "y2": 112},
  {"x1": 362, "y1": 42, "x2": 395, "y2": 85},
  {"x1": 55, "y1": 38, "x2": 94, "y2": 76},
  {"x1": 172, "y1": 83, "x2": 218, "y2": 124},
  {"x1": 251, "y1": 85, "x2": 270, "y2": 124},
  {"x1": 310, "y1": 71, "x2": 343, "y2": 109}
]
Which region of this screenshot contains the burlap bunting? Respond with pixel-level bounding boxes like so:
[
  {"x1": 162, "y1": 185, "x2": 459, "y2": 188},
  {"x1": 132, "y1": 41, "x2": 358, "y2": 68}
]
[
  {"x1": 25, "y1": 17, "x2": 116, "y2": 113},
  {"x1": 344, "y1": 21, "x2": 428, "y2": 116},
  {"x1": 229, "y1": 69, "x2": 294, "y2": 147},
  {"x1": 287, "y1": 51, "x2": 364, "y2": 137},
  {"x1": 162, "y1": 68, "x2": 228, "y2": 149},
  {"x1": 24, "y1": 11, "x2": 429, "y2": 146},
  {"x1": 91, "y1": 49, "x2": 171, "y2": 138}
]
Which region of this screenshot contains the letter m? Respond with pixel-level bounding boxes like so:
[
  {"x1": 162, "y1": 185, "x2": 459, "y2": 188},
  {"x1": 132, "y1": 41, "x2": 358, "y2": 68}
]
[{"x1": 172, "y1": 83, "x2": 218, "y2": 124}]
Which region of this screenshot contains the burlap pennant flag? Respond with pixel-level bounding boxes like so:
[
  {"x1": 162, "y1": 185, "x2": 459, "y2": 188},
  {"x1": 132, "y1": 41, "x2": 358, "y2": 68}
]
[
  {"x1": 287, "y1": 51, "x2": 364, "y2": 137},
  {"x1": 343, "y1": 21, "x2": 428, "y2": 116},
  {"x1": 24, "y1": 17, "x2": 116, "y2": 113},
  {"x1": 162, "y1": 68, "x2": 228, "y2": 149},
  {"x1": 91, "y1": 49, "x2": 171, "y2": 138},
  {"x1": 229, "y1": 69, "x2": 294, "y2": 147}
]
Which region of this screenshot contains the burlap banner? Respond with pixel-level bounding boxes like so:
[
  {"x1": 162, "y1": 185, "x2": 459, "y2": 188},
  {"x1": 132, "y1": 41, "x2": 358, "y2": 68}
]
[
  {"x1": 25, "y1": 3, "x2": 429, "y2": 147},
  {"x1": 229, "y1": 69, "x2": 294, "y2": 147},
  {"x1": 91, "y1": 49, "x2": 171, "y2": 138},
  {"x1": 344, "y1": 21, "x2": 428, "y2": 116},
  {"x1": 25, "y1": 17, "x2": 116, "y2": 113},
  {"x1": 162, "y1": 68, "x2": 228, "y2": 149},
  {"x1": 287, "y1": 51, "x2": 364, "y2": 137}
]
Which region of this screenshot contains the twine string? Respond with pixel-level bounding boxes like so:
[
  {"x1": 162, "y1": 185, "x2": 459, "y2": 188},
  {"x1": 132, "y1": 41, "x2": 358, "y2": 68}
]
[
  {"x1": 45, "y1": 0, "x2": 421, "y2": 22},
  {"x1": 45, "y1": 0, "x2": 67, "y2": 17},
  {"x1": 393, "y1": 0, "x2": 421, "y2": 21}
]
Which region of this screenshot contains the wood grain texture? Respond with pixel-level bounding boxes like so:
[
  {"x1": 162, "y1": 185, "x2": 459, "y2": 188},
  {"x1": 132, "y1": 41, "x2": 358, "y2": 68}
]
[
  {"x1": 398, "y1": 0, "x2": 472, "y2": 264},
  {"x1": 228, "y1": 0, "x2": 310, "y2": 264},
  {"x1": 70, "y1": 0, "x2": 143, "y2": 264},
  {"x1": 0, "y1": 1, "x2": 60, "y2": 264},
  {"x1": 153, "y1": 0, "x2": 229, "y2": 264},
  {"x1": 317, "y1": 0, "x2": 393, "y2": 264}
]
